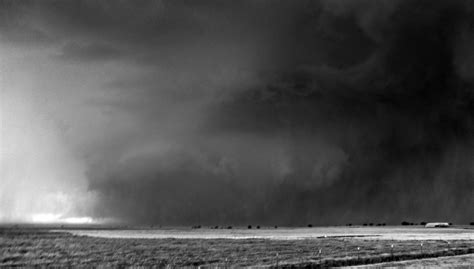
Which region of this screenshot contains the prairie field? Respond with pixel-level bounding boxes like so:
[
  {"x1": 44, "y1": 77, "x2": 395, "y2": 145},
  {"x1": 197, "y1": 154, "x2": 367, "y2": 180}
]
[
  {"x1": 1, "y1": 226, "x2": 473, "y2": 267},
  {"x1": 349, "y1": 253, "x2": 474, "y2": 268}
]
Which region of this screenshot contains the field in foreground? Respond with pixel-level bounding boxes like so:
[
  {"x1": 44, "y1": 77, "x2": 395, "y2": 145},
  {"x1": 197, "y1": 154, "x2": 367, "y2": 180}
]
[
  {"x1": 348, "y1": 253, "x2": 474, "y2": 268},
  {"x1": 1, "y1": 227, "x2": 473, "y2": 267}
]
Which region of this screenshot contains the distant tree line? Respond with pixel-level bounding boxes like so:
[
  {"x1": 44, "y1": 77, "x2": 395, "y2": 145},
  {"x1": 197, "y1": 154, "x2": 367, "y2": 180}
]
[{"x1": 189, "y1": 220, "x2": 474, "y2": 229}]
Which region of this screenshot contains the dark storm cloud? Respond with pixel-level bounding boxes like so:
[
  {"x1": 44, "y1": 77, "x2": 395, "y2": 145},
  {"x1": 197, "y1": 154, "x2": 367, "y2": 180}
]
[
  {"x1": 94, "y1": 0, "x2": 472, "y2": 225},
  {"x1": 0, "y1": 24, "x2": 52, "y2": 46},
  {"x1": 5, "y1": 0, "x2": 472, "y2": 225},
  {"x1": 208, "y1": 0, "x2": 474, "y2": 224},
  {"x1": 0, "y1": 1, "x2": 53, "y2": 45},
  {"x1": 55, "y1": 42, "x2": 123, "y2": 62}
]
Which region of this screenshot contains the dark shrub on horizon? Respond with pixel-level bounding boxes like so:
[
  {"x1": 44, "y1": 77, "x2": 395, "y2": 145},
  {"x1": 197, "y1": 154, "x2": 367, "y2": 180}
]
[
  {"x1": 401, "y1": 221, "x2": 410, "y2": 226},
  {"x1": 421, "y1": 222, "x2": 427, "y2": 225},
  {"x1": 256, "y1": 225, "x2": 260, "y2": 229},
  {"x1": 347, "y1": 223, "x2": 352, "y2": 226},
  {"x1": 227, "y1": 226, "x2": 232, "y2": 229},
  {"x1": 248, "y1": 225, "x2": 252, "y2": 229},
  {"x1": 308, "y1": 224, "x2": 313, "y2": 227},
  {"x1": 470, "y1": 222, "x2": 474, "y2": 225},
  {"x1": 363, "y1": 223, "x2": 368, "y2": 226},
  {"x1": 274, "y1": 225, "x2": 278, "y2": 229},
  {"x1": 369, "y1": 223, "x2": 374, "y2": 226}
]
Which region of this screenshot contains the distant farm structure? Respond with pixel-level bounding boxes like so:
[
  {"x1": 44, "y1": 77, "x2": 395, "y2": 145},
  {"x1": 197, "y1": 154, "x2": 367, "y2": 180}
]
[{"x1": 425, "y1": 222, "x2": 450, "y2": 228}]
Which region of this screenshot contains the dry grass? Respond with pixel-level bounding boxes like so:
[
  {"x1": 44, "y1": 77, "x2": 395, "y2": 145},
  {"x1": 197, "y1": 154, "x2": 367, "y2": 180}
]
[
  {"x1": 1, "y1": 228, "x2": 473, "y2": 267},
  {"x1": 346, "y1": 254, "x2": 474, "y2": 268}
]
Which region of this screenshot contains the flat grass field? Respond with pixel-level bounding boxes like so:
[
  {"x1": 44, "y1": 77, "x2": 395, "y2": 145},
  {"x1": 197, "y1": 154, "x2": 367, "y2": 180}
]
[
  {"x1": 1, "y1": 226, "x2": 473, "y2": 267},
  {"x1": 350, "y1": 254, "x2": 474, "y2": 268}
]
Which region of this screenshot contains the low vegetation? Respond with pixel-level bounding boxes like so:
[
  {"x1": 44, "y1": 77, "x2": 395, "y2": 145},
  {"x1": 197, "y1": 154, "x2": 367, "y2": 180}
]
[
  {"x1": 359, "y1": 254, "x2": 474, "y2": 268},
  {"x1": 1, "y1": 228, "x2": 473, "y2": 267}
]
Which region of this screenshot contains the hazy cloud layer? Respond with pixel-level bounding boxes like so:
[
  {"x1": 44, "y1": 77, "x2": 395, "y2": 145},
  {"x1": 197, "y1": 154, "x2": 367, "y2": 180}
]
[{"x1": 1, "y1": 0, "x2": 473, "y2": 225}]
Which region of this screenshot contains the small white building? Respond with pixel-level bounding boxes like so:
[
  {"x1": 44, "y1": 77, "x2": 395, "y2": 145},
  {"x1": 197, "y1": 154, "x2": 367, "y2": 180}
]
[{"x1": 425, "y1": 222, "x2": 450, "y2": 228}]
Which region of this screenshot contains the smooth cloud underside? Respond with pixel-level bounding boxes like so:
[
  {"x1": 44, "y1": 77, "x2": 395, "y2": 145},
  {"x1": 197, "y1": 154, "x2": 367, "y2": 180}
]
[{"x1": 1, "y1": 0, "x2": 473, "y2": 225}]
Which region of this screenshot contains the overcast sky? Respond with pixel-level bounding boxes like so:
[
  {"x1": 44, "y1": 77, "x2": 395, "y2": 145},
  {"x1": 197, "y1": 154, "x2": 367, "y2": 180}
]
[{"x1": 1, "y1": 0, "x2": 473, "y2": 225}]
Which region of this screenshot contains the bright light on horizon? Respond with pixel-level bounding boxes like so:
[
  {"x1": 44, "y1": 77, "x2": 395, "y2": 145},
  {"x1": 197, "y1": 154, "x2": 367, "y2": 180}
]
[
  {"x1": 63, "y1": 217, "x2": 93, "y2": 224},
  {"x1": 31, "y1": 213, "x2": 95, "y2": 224},
  {"x1": 31, "y1": 213, "x2": 63, "y2": 223}
]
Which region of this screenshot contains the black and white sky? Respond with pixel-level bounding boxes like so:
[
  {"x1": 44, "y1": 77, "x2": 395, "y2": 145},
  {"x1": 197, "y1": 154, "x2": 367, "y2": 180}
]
[{"x1": 1, "y1": 0, "x2": 473, "y2": 225}]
